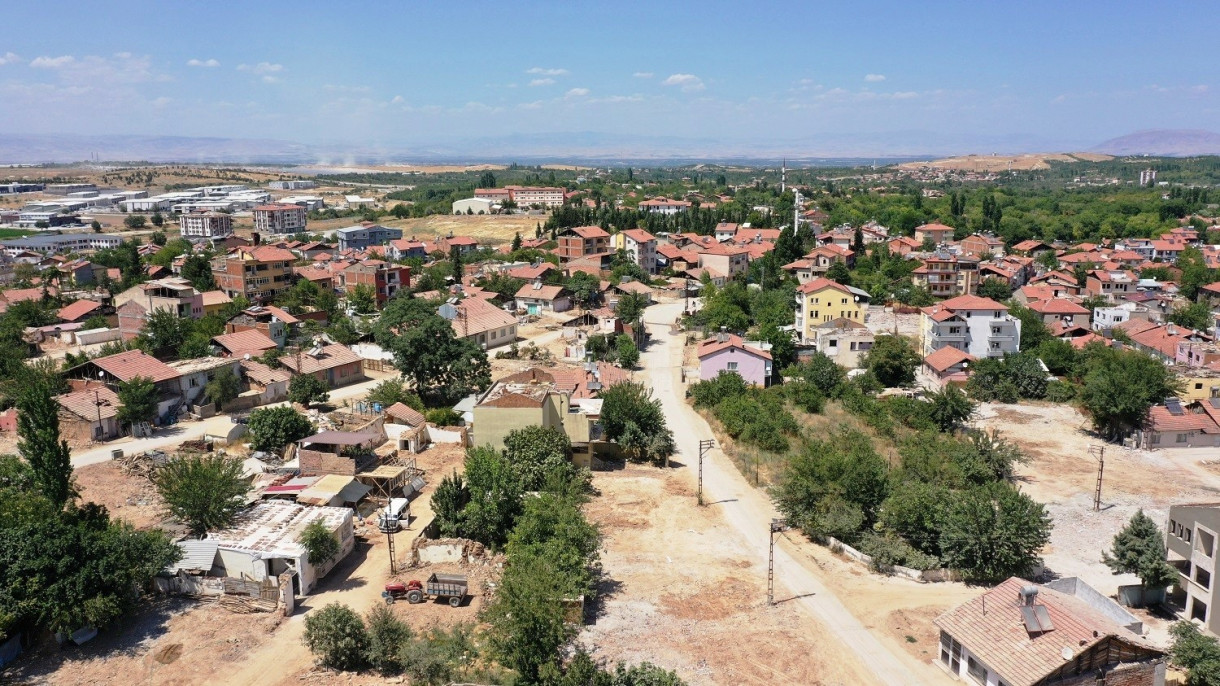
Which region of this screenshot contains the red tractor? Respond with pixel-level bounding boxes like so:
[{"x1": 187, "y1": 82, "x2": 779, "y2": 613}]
[{"x1": 383, "y1": 573, "x2": 468, "y2": 607}]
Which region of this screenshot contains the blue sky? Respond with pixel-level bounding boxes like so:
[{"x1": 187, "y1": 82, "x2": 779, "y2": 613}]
[{"x1": 0, "y1": 1, "x2": 1216, "y2": 152}]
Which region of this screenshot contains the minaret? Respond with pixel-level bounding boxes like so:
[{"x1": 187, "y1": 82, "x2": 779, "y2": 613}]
[{"x1": 781, "y1": 159, "x2": 787, "y2": 194}]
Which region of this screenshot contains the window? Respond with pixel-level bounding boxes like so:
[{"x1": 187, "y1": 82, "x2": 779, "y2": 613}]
[
  {"x1": 726, "y1": 362, "x2": 739, "y2": 371},
  {"x1": 948, "y1": 326, "x2": 961, "y2": 334},
  {"x1": 1197, "y1": 383, "x2": 1204, "y2": 390},
  {"x1": 1195, "y1": 565, "x2": 1212, "y2": 590},
  {"x1": 966, "y1": 657, "x2": 987, "y2": 683},
  {"x1": 990, "y1": 342, "x2": 1001, "y2": 350},
  {"x1": 1178, "y1": 433, "x2": 1190, "y2": 444},
  {"x1": 1152, "y1": 434, "x2": 1161, "y2": 445},
  {"x1": 1198, "y1": 529, "x2": 1215, "y2": 558},
  {"x1": 939, "y1": 632, "x2": 962, "y2": 673}
]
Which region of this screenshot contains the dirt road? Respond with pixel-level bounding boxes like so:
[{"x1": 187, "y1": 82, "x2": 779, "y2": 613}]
[{"x1": 640, "y1": 301, "x2": 923, "y2": 686}]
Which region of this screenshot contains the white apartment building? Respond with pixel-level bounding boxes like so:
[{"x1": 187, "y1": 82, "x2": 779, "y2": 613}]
[
  {"x1": 180, "y1": 210, "x2": 234, "y2": 239},
  {"x1": 920, "y1": 295, "x2": 1022, "y2": 358},
  {"x1": 253, "y1": 203, "x2": 308, "y2": 234},
  {"x1": 506, "y1": 186, "x2": 565, "y2": 207}
]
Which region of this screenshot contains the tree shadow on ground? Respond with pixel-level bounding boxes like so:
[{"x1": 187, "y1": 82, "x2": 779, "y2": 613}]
[{"x1": 585, "y1": 576, "x2": 625, "y2": 626}]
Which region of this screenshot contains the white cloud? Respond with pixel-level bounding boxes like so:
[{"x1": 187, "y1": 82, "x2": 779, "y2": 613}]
[
  {"x1": 526, "y1": 67, "x2": 568, "y2": 76},
  {"x1": 30, "y1": 55, "x2": 75, "y2": 69},
  {"x1": 864, "y1": 74, "x2": 886, "y2": 82},
  {"x1": 633, "y1": 71, "x2": 654, "y2": 78},
  {"x1": 0, "y1": 52, "x2": 22, "y2": 66},
  {"x1": 565, "y1": 87, "x2": 590, "y2": 98},
  {"x1": 151, "y1": 96, "x2": 171, "y2": 108},
  {"x1": 890, "y1": 91, "x2": 917, "y2": 99},
  {"x1": 661, "y1": 73, "x2": 704, "y2": 92},
  {"x1": 187, "y1": 58, "x2": 220, "y2": 68},
  {"x1": 238, "y1": 62, "x2": 284, "y2": 75},
  {"x1": 391, "y1": 95, "x2": 404, "y2": 104},
  {"x1": 518, "y1": 101, "x2": 544, "y2": 110},
  {"x1": 529, "y1": 78, "x2": 555, "y2": 87}
]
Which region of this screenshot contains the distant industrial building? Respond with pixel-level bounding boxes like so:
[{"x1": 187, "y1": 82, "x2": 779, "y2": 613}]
[
  {"x1": 452, "y1": 197, "x2": 494, "y2": 214},
  {"x1": 268, "y1": 180, "x2": 316, "y2": 190},
  {"x1": 1, "y1": 233, "x2": 123, "y2": 255},
  {"x1": 335, "y1": 223, "x2": 402, "y2": 251}
]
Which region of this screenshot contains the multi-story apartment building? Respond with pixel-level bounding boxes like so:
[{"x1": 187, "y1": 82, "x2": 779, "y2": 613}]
[
  {"x1": 611, "y1": 228, "x2": 658, "y2": 274},
  {"x1": 1167, "y1": 504, "x2": 1220, "y2": 633},
  {"x1": 179, "y1": 210, "x2": 233, "y2": 239},
  {"x1": 253, "y1": 203, "x2": 308, "y2": 235},
  {"x1": 339, "y1": 261, "x2": 411, "y2": 307},
  {"x1": 913, "y1": 222, "x2": 956, "y2": 245},
  {"x1": 696, "y1": 244, "x2": 750, "y2": 279},
  {"x1": 335, "y1": 223, "x2": 403, "y2": 252},
  {"x1": 1085, "y1": 269, "x2": 1137, "y2": 302},
  {"x1": 912, "y1": 251, "x2": 979, "y2": 298},
  {"x1": 557, "y1": 226, "x2": 611, "y2": 261},
  {"x1": 506, "y1": 186, "x2": 565, "y2": 207},
  {"x1": 920, "y1": 294, "x2": 1022, "y2": 358},
  {"x1": 959, "y1": 233, "x2": 1006, "y2": 257},
  {"x1": 794, "y1": 277, "x2": 869, "y2": 344},
  {"x1": 114, "y1": 277, "x2": 204, "y2": 339},
  {"x1": 0, "y1": 233, "x2": 123, "y2": 255},
  {"x1": 212, "y1": 245, "x2": 296, "y2": 302}
]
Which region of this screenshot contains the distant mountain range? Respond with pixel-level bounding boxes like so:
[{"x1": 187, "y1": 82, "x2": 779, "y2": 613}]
[
  {"x1": 1090, "y1": 129, "x2": 1220, "y2": 156},
  {"x1": 1, "y1": 129, "x2": 1217, "y2": 166}
]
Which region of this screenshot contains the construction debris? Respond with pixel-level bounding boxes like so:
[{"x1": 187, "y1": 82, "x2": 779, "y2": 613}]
[{"x1": 117, "y1": 449, "x2": 171, "y2": 478}]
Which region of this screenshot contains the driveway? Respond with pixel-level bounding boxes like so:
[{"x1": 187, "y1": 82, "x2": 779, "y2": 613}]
[{"x1": 640, "y1": 300, "x2": 922, "y2": 686}]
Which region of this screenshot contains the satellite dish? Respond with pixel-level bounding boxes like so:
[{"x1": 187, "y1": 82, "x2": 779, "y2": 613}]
[
  {"x1": 1061, "y1": 647, "x2": 1073, "y2": 661},
  {"x1": 244, "y1": 353, "x2": 251, "y2": 360}
]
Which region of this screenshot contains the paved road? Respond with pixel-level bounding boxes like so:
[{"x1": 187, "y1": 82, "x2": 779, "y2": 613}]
[
  {"x1": 641, "y1": 300, "x2": 921, "y2": 686},
  {"x1": 70, "y1": 373, "x2": 392, "y2": 468}
]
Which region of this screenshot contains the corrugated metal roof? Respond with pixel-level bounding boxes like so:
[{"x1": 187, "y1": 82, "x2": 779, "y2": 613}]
[{"x1": 167, "y1": 539, "x2": 219, "y2": 572}]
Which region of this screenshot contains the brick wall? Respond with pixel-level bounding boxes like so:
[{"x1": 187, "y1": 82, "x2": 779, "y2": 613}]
[
  {"x1": 298, "y1": 449, "x2": 356, "y2": 476},
  {"x1": 1055, "y1": 659, "x2": 1164, "y2": 686}
]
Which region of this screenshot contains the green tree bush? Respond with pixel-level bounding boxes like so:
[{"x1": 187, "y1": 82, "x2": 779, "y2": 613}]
[
  {"x1": 289, "y1": 373, "x2": 330, "y2": 408},
  {"x1": 248, "y1": 406, "x2": 315, "y2": 453},
  {"x1": 302, "y1": 603, "x2": 368, "y2": 671},
  {"x1": 1103, "y1": 510, "x2": 1177, "y2": 590},
  {"x1": 152, "y1": 454, "x2": 251, "y2": 537},
  {"x1": 299, "y1": 520, "x2": 341, "y2": 567}
]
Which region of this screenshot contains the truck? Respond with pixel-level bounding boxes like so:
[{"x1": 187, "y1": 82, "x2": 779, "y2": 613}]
[{"x1": 383, "y1": 573, "x2": 468, "y2": 607}]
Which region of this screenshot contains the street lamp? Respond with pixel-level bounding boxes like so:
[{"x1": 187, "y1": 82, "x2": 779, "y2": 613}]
[{"x1": 94, "y1": 370, "x2": 105, "y2": 439}]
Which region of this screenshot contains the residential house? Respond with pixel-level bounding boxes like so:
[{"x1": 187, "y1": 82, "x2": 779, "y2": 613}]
[
  {"x1": 339, "y1": 260, "x2": 410, "y2": 307},
  {"x1": 611, "y1": 228, "x2": 658, "y2": 275},
  {"x1": 713, "y1": 222, "x2": 741, "y2": 242},
  {"x1": 208, "y1": 501, "x2": 353, "y2": 595},
  {"x1": 240, "y1": 358, "x2": 291, "y2": 405},
  {"x1": 472, "y1": 374, "x2": 576, "y2": 453},
  {"x1": 212, "y1": 245, "x2": 297, "y2": 302},
  {"x1": 1026, "y1": 298, "x2": 1091, "y2": 329},
  {"x1": 68, "y1": 349, "x2": 185, "y2": 424},
  {"x1": 386, "y1": 238, "x2": 429, "y2": 261},
  {"x1": 1085, "y1": 269, "x2": 1137, "y2": 302},
  {"x1": 803, "y1": 244, "x2": 856, "y2": 275},
  {"x1": 224, "y1": 305, "x2": 296, "y2": 348},
  {"x1": 211, "y1": 328, "x2": 279, "y2": 359},
  {"x1": 436, "y1": 235, "x2": 479, "y2": 256},
  {"x1": 913, "y1": 222, "x2": 956, "y2": 245},
  {"x1": 56, "y1": 384, "x2": 121, "y2": 442},
  {"x1": 335, "y1": 223, "x2": 403, "y2": 252},
  {"x1": 696, "y1": 243, "x2": 751, "y2": 279},
  {"x1": 912, "y1": 252, "x2": 980, "y2": 298},
  {"x1": 1011, "y1": 239, "x2": 1055, "y2": 257},
  {"x1": 934, "y1": 577, "x2": 1165, "y2": 686},
  {"x1": 637, "y1": 197, "x2": 692, "y2": 214},
  {"x1": 557, "y1": 226, "x2": 611, "y2": 262},
  {"x1": 811, "y1": 317, "x2": 874, "y2": 368},
  {"x1": 697, "y1": 333, "x2": 773, "y2": 386},
  {"x1": 114, "y1": 277, "x2": 204, "y2": 340},
  {"x1": 180, "y1": 210, "x2": 233, "y2": 240},
  {"x1": 515, "y1": 281, "x2": 571, "y2": 314},
  {"x1": 959, "y1": 233, "x2": 1006, "y2": 257},
  {"x1": 200, "y1": 290, "x2": 232, "y2": 317},
  {"x1": 1029, "y1": 270, "x2": 1081, "y2": 297},
  {"x1": 441, "y1": 297, "x2": 518, "y2": 350},
  {"x1": 167, "y1": 356, "x2": 242, "y2": 408},
  {"x1": 252, "y1": 203, "x2": 308, "y2": 235},
  {"x1": 794, "y1": 278, "x2": 869, "y2": 344},
  {"x1": 886, "y1": 236, "x2": 922, "y2": 257},
  {"x1": 58, "y1": 298, "x2": 103, "y2": 324},
  {"x1": 920, "y1": 295, "x2": 1022, "y2": 358},
  {"x1": 279, "y1": 344, "x2": 365, "y2": 388},
  {"x1": 922, "y1": 346, "x2": 975, "y2": 389}
]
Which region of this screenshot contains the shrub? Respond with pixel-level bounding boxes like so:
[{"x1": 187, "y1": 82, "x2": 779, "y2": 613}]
[
  {"x1": 365, "y1": 605, "x2": 412, "y2": 674},
  {"x1": 248, "y1": 406, "x2": 315, "y2": 453},
  {"x1": 302, "y1": 603, "x2": 368, "y2": 671},
  {"x1": 425, "y1": 408, "x2": 463, "y2": 426},
  {"x1": 298, "y1": 520, "x2": 341, "y2": 567},
  {"x1": 785, "y1": 351, "x2": 846, "y2": 396},
  {"x1": 1045, "y1": 379, "x2": 1077, "y2": 402},
  {"x1": 785, "y1": 380, "x2": 825, "y2": 414},
  {"x1": 689, "y1": 371, "x2": 749, "y2": 409},
  {"x1": 857, "y1": 531, "x2": 941, "y2": 572}
]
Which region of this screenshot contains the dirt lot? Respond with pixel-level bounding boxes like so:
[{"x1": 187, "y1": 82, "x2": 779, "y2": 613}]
[
  {"x1": 972, "y1": 402, "x2": 1220, "y2": 598},
  {"x1": 75, "y1": 460, "x2": 166, "y2": 530},
  {"x1": 582, "y1": 464, "x2": 951, "y2": 685},
  {"x1": 896, "y1": 152, "x2": 1114, "y2": 172}
]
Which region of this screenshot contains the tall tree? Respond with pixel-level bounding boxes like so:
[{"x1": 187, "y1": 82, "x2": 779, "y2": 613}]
[
  {"x1": 15, "y1": 377, "x2": 74, "y2": 507},
  {"x1": 863, "y1": 335, "x2": 921, "y2": 387},
  {"x1": 383, "y1": 315, "x2": 491, "y2": 406},
  {"x1": 116, "y1": 375, "x2": 159, "y2": 427},
  {"x1": 939, "y1": 482, "x2": 1052, "y2": 582},
  {"x1": 1103, "y1": 510, "x2": 1177, "y2": 590},
  {"x1": 152, "y1": 454, "x2": 251, "y2": 537}
]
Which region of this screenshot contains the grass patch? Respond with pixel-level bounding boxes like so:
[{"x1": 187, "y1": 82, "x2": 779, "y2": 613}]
[{"x1": 0, "y1": 228, "x2": 34, "y2": 239}]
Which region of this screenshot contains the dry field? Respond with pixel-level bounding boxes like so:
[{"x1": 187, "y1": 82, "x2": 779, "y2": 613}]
[{"x1": 897, "y1": 152, "x2": 1114, "y2": 172}]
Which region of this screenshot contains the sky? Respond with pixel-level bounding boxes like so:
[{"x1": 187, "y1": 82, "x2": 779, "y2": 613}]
[{"x1": 0, "y1": 1, "x2": 1217, "y2": 155}]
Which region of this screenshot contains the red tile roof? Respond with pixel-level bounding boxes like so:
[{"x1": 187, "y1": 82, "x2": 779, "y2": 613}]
[
  {"x1": 515, "y1": 283, "x2": 567, "y2": 301},
  {"x1": 279, "y1": 344, "x2": 362, "y2": 375},
  {"x1": 619, "y1": 228, "x2": 656, "y2": 243},
  {"x1": 58, "y1": 299, "x2": 102, "y2": 322},
  {"x1": 213, "y1": 329, "x2": 279, "y2": 355},
  {"x1": 451, "y1": 297, "x2": 517, "y2": 338},
  {"x1": 56, "y1": 385, "x2": 120, "y2": 421},
  {"x1": 385, "y1": 402, "x2": 426, "y2": 426},
  {"x1": 564, "y1": 225, "x2": 610, "y2": 239},
  {"x1": 923, "y1": 346, "x2": 974, "y2": 373},
  {"x1": 934, "y1": 577, "x2": 1161, "y2": 686},
  {"x1": 1147, "y1": 405, "x2": 1219, "y2": 433},
  {"x1": 796, "y1": 277, "x2": 852, "y2": 295},
  {"x1": 696, "y1": 334, "x2": 772, "y2": 361},
  {"x1": 939, "y1": 294, "x2": 1008, "y2": 311},
  {"x1": 92, "y1": 349, "x2": 181, "y2": 383},
  {"x1": 1027, "y1": 299, "x2": 1089, "y2": 315}
]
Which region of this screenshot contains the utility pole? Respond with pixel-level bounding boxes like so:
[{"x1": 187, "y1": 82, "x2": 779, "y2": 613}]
[
  {"x1": 697, "y1": 439, "x2": 714, "y2": 506},
  {"x1": 378, "y1": 506, "x2": 402, "y2": 574},
  {"x1": 768, "y1": 518, "x2": 788, "y2": 606},
  {"x1": 1089, "y1": 445, "x2": 1105, "y2": 511}
]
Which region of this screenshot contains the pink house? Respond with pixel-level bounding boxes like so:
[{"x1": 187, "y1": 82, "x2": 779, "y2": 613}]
[{"x1": 697, "y1": 334, "x2": 773, "y2": 386}]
